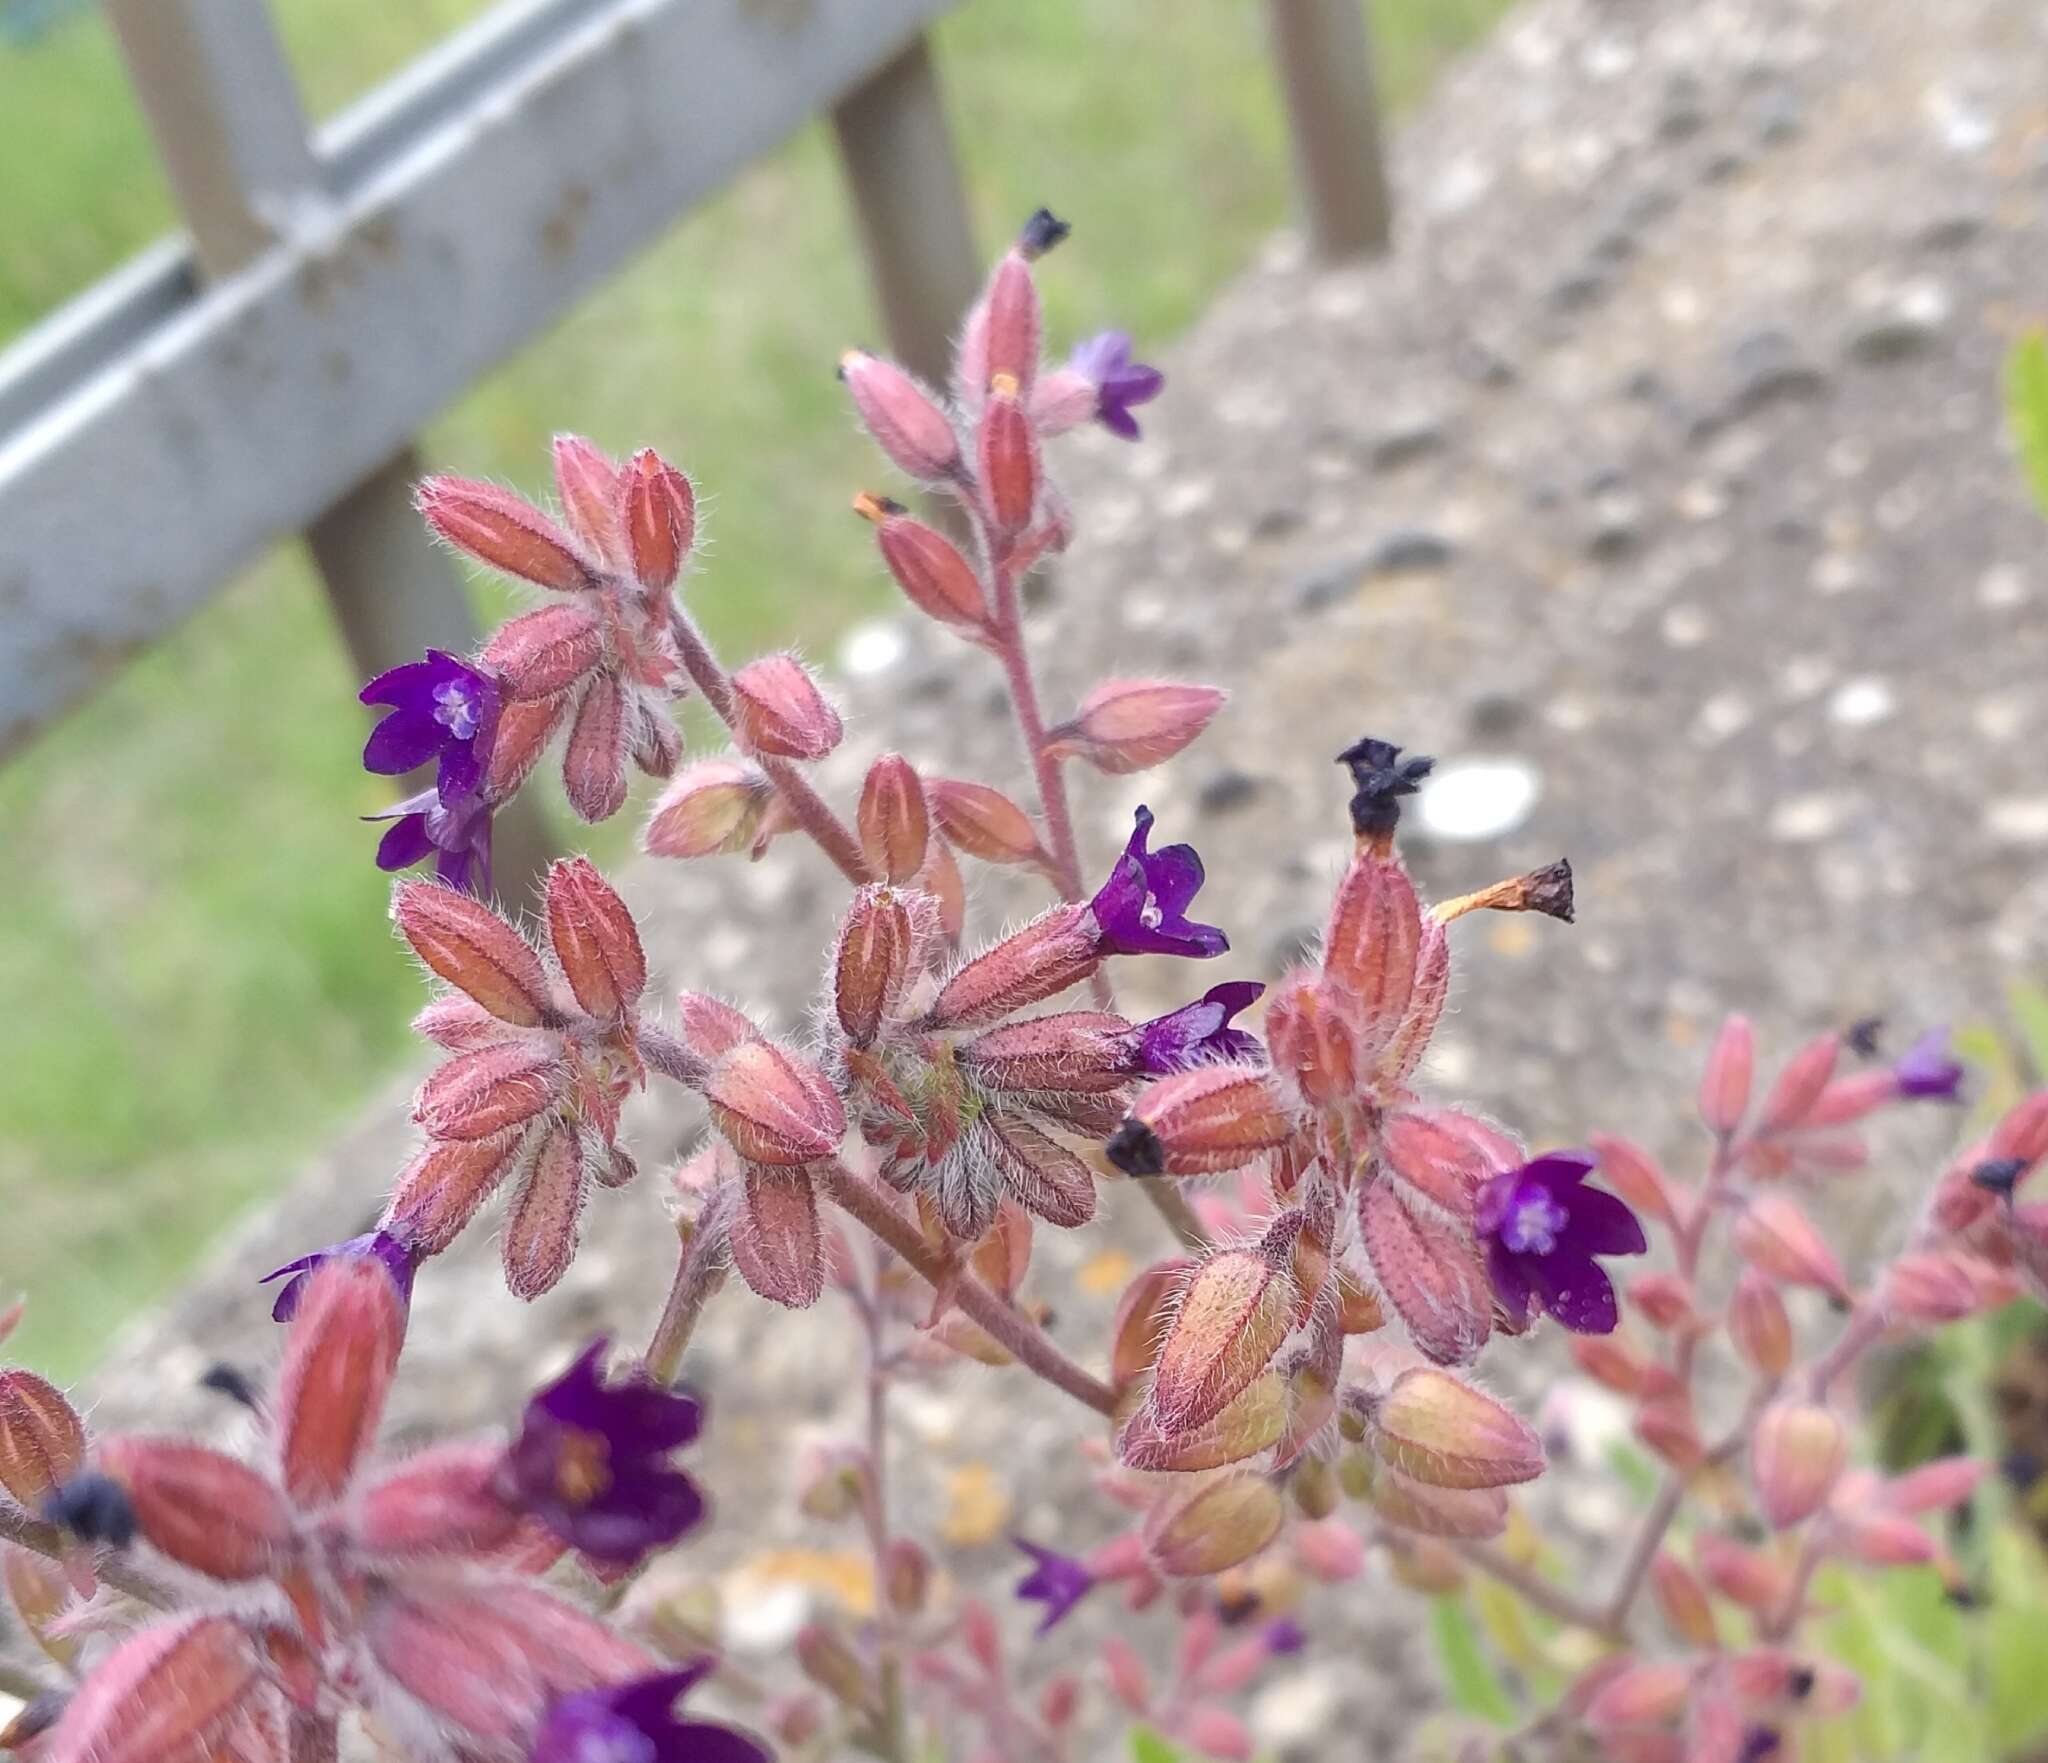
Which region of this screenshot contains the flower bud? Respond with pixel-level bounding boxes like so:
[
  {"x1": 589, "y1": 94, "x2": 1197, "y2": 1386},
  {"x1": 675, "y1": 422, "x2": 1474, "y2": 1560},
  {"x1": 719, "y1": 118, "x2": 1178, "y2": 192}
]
[
  {"x1": 731, "y1": 655, "x2": 843, "y2": 761},
  {"x1": 1040, "y1": 1675, "x2": 1081, "y2": 1730},
  {"x1": 1320, "y1": 854, "x2": 1422, "y2": 1041},
  {"x1": 1290, "y1": 1455, "x2": 1340, "y2": 1521},
  {"x1": 0, "y1": 1371, "x2": 85, "y2": 1511},
  {"x1": 42, "y1": 1614, "x2": 262, "y2": 1763},
  {"x1": 1990, "y1": 1090, "x2": 2048, "y2": 1167},
  {"x1": 1734, "y1": 1196, "x2": 1850, "y2": 1299},
  {"x1": 1758, "y1": 1033, "x2": 1842, "y2": 1134},
  {"x1": 417, "y1": 475, "x2": 593, "y2": 593},
  {"x1": 1729, "y1": 1268, "x2": 1795, "y2": 1379},
  {"x1": 1357, "y1": 1178, "x2": 1494, "y2": 1369},
  {"x1": 884, "y1": 1537, "x2": 932, "y2": 1615},
  {"x1": 1367, "y1": 1467, "x2": 1509, "y2": 1539},
  {"x1": 1806, "y1": 1069, "x2": 1898, "y2": 1127},
  {"x1": 1833, "y1": 1510, "x2": 1938, "y2": 1566},
  {"x1": 413, "y1": 1040, "x2": 564, "y2": 1141},
  {"x1": 1046, "y1": 680, "x2": 1227, "y2": 776},
  {"x1": 1634, "y1": 1397, "x2": 1704, "y2": 1472},
  {"x1": 1585, "y1": 1133, "x2": 1681, "y2": 1228},
  {"x1": 392, "y1": 881, "x2": 552, "y2": 1027},
  {"x1": 1699, "y1": 1013, "x2": 1755, "y2": 1137},
  {"x1": 858, "y1": 499, "x2": 987, "y2": 630},
  {"x1": 1142, "y1": 1474, "x2": 1285, "y2": 1578},
  {"x1": 95, "y1": 1441, "x2": 289, "y2": 1581},
  {"x1": 1184, "y1": 1707, "x2": 1254, "y2": 1762},
  {"x1": 675, "y1": 992, "x2": 760, "y2": 1060},
  {"x1": 1103, "y1": 1636, "x2": 1150, "y2": 1712},
  {"x1": 857, "y1": 754, "x2": 931, "y2": 883},
  {"x1": 1384, "y1": 1534, "x2": 1467, "y2": 1593},
  {"x1": 707, "y1": 1041, "x2": 845, "y2": 1166},
  {"x1": 1884, "y1": 1455, "x2": 1987, "y2": 1515},
  {"x1": 1585, "y1": 1661, "x2": 1692, "y2": 1734},
  {"x1": 1110, "y1": 1259, "x2": 1197, "y2": 1392},
  {"x1": 977, "y1": 386, "x2": 1040, "y2": 538},
  {"x1": 1290, "y1": 1515, "x2": 1366, "y2": 1580},
  {"x1": 927, "y1": 778, "x2": 1043, "y2": 867},
  {"x1": 1570, "y1": 1334, "x2": 1663, "y2": 1398},
  {"x1": 978, "y1": 250, "x2": 1042, "y2": 392},
  {"x1": 551, "y1": 435, "x2": 622, "y2": 559},
  {"x1": 1650, "y1": 1552, "x2": 1718, "y2": 1647},
  {"x1": 927, "y1": 903, "x2": 1100, "y2": 1030},
  {"x1": 274, "y1": 1261, "x2": 404, "y2": 1510},
  {"x1": 841, "y1": 352, "x2": 959, "y2": 481},
  {"x1": 544, "y1": 858, "x2": 646, "y2": 1022},
  {"x1": 1628, "y1": 1273, "x2": 1694, "y2": 1332},
  {"x1": 623, "y1": 447, "x2": 695, "y2": 593},
  {"x1": 1695, "y1": 1534, "x2": 1788, "y2": 1611},
  {"x1": 961, "y1": 1011, "x2": 1139, "y2": 1095},
  {"x1": 356, "y1": 1441, "x2": 520, "y2": 1559},
  {"x1": 1148, "y1": 1242, "x2": 1298, "y2": 1435},
  {"x1": 1262, "y1": 972, "x2": 1360, "y2": 1110},
  {"x1": 961, "y1": 1599, "x2": 1003, "y2": 1674},
  {"x1": 1883, "y1": 1251, "x2": 2018, "y2": 1324},
  {"x1": 1369, "y1": 1368, "x2": 1545, "y2": 1490},
  {"x1": 1106, "y1": 1066, "x2": 1296, "y2": 1178},
  {"x1": 383, "y1": 1132, "x2": 528, "y2": 1254},
  {"x1": 644, "y1": 757, "x2": 773, "y2": 859},
  {"x1": 564, "y1": 671, "x2": 630, "y2": 819},
  {"x1": 1752, "y1": 1402, "x2": 1845, "y2": 1528},
  {"x1": 833, "y1": 886, "x2": 924, "y2": 1048},
  {"x1": 483, "y1": 601, "x2": 605, "y2": 700}
]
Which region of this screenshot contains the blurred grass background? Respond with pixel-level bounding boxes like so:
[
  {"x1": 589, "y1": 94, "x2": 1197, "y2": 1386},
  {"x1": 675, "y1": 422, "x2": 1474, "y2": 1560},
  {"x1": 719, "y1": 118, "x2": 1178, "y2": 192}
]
[{"x1": 0, "y1": 0, "x2": 1510, "y2": 1376}]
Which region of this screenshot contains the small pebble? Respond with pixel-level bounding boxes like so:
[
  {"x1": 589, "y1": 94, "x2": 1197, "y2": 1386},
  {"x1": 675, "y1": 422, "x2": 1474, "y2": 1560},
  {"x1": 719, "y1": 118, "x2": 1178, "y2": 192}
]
[{"x1": 1416, "y1": 758, "x2": 1541, "y2": 841}]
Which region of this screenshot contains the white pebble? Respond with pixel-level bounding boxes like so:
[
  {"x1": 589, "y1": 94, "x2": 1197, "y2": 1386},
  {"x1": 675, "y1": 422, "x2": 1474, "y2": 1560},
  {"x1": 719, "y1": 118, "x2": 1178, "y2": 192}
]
[
  {"x1": 1986, "y1": 799, "x2": 2048, "y2": 846},
  {"x1": 1828, "y1": 677, "x2": 1895, "y2": 727},
  {"x1": 1771, "y1": 794, "x2": 1853, "y2": 841},
  {"x1": 1416, "y1": 758, "x2": 1541, "y2": 841},
  {"x1": 838, "y1": 620, "x2": 905, "y2": 677}
]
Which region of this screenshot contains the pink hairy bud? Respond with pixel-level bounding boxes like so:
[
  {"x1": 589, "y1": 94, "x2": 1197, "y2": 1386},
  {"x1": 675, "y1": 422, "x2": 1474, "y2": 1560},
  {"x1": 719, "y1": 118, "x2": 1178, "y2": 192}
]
[
  {"x1": 857, "y1": 496, "x2": 988, "y2": 630},
  {"x1": 1634, "y1": 1398, "x2": 1705, "y2": 1472},
  {"x1": 1884, "y1": 1455, "x2": 1988, "y2": 1515},
  {"x1": 977, "y1": 385, "x2": 1040, "y2": 537},
  {"x1": 1118, "y1": 1373, "x2": 1287, "y2": 1472},
  {"x1": 884, "y1": 1537, "x2": 931, "y2": 1615},
  {"x1": 857, "y1": 753, "x2": 931, "y2": 883},
  {"x1": 417, "y1": 475, "x2": 593, "y2": 592},
  {"x1": 979, "y1": 253, "x2": 1041, "y2": 392},
  {"x1": 833, "y1": 886, "x2": 923, "y2": 1047},
  {"x1": 1584, "y1": 1661, "x2": 1692, "y2": 1734},
  {"x1": 1698, "y1": 1013, "x2": 1756, "y2": 1137},
  {"x1": 644, "y1": 757, "x2": 773, "y2": 859},
  {"x1": 1261, "y1": 970, "x2": 1357, "y2": 1109},
  {"x1": 412, "y1": 995, "x2": 500, "y2": 1051},
  {"x1": 414, "y1": 1040, "x2": 564, "y2": 1141},
  {"x1": 42, "y1": 1614, "x2": 261, "y2": 1763},
  {"x1": 1183, "y1": 1708, "x2": 1254, "y2": 1761},
  {"x1": 730, "y1": 1164, "x2": 825, "y2": 1308},
  {"x1": 927, "y1": 903, "x2": 1100, "y2": 1030},
  {"x1": 1369, "y1": 1368, "x2": 1545, "y2": 1490},
  {"x1": 1103, "y1": 1636, "x2": 1150, "y2": 1712},
  {"x1": 1804, "y1": 1068, "x2": 1898, "y2": 1127},
  {"x1": 0, "y1": 1371, "x2": 85, "y2": 1510},
  {"x1": 1357, "y1": 1179, "x2": 1493, "y2": 1368},
  {"x1": 1695, "y1": 1534, "x2": 1788, "y2": 1611},
  {"x1": 1833, "y1": 1510, "x2": 1938, "y2": 1566},
  {"x1": 382, "y1": 1133, "x2": 525, "y2": 1253},
  {"x1": 841, "y1": 352, "x2": 960, "y2": 481},
  {"x1": 500, "y1": 1119, "x2": 590, "y2": 1299},
  {"x1": 274, "y1": 1260, "x2": 403, "y2": 1509},
  {"x1": 730, "y1": 654, "x2": 843, "y2": 761},
  {"x1": 1148, "y1": 1233, "x2": 1299, "y2": 1435},
  {"x1": 1734, "y1": 1195, "x2": 1850, "y2": 1299},
  {"x1": 551, "y1": 435, "x2": 623, "y2": 563},
  {"x1": 484, "y1": 601, "x2": 605, "y2": 702},
  {"x1": 1650, "y1": 1552, "x2": 1718, "y2": 1648},
  {"x1": 1110, "y1": 1259, "x2": 1198, "y2": 1392},
  {"x1": 797, "y1": 1621, "x2": 875, "y2": 1711},
  {"x1": 1757, "y1": 1032, "x2": 1842, "y2": 1134},
  {"x1": 95, "y1": 1441, "x2": 288, "y2": 1581},
  {"x1": 1142, "y1": 1473, "x2": 1285, "y2": 1578},
  {"x1": 1728, "y1": 1268, "x2": 1795, "y2": 1379},
  {"x1": 1320, "y1": 853, "x2": 1422, "y2": 1051},
  {"x1": 1990, "y1": 1090, "x2": 2048, "y2": 1166},
  {"x1": 1368, "y1": 1467, "x2": 1509, "y2": 1539},
  {"x1": 927, "y1": 777, "x2": 1043, "y2": 867},
  {"x1": 1752, "y1": 1401, "x2": 1846, "y2": 1528},
  {"x1": 1884, "y1": 1250, "x2": 2018, "y2": 1323},
  {"x1": 545, "y1": 858, "x2": 646, "y2": 1022},
  {"x1": 623, "y1": 447, "x2": 695, "y2": 593},
  {"x1": 564, "y1": 669, "x2": 629, "y2": 822},
  {"x1": 706, "y1": 1041, "x2": 845, "y2": 1166},
  {"x1": 392, "y1": 882, "x2": 552, "y2": 1027},
  {"x1": 1628, "y1": 1273, "x2": 1695, "y2": 1332},
  {"x1": 486, "y1": 691, "x2": 572, "y2": 799},
  {"x1": 356, "y1": 1441, "x2": 520, "y2": 1558},
  {"x1": 1587, "y1": 1133, "x2": 1681, "y2": 1228},
  {"x1": 1108, "y1": 1066, "x2": 1297, "y2": 1178},
  {"x1": 675, "y1": 992, "x2": 761, "y2": 1059},
  {"x1": 1291, "y1": 1515, "x2": 1368, "y2": 1580},
  {"x1": 1569, "y1": 1334, "x2": 1667, "y2": 1399},
  {"x1": 1045, "y1": 680, "x2": 1227, "y2": 776},
  {"x1": 960, "y1": 1011, "x2": 1140, "y2": 1094}
]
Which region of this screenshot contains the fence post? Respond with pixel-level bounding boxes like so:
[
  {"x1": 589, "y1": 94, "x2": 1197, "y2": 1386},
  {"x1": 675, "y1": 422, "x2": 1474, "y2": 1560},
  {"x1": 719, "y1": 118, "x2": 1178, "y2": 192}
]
[
  {"x1": 1267, "y1": 0, "x2": 1394, "y2": 260},
  {"x1": 830, "y1": 33, "x2": 981, "y2": 391},
  {"x1": 101, "y1": 0, "x2": 553, "y2": 904}
]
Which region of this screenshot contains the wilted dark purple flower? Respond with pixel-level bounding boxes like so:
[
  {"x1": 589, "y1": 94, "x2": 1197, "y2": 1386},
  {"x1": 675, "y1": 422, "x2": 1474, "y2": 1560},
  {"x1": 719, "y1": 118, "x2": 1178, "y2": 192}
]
[
  {"x1": 259, "y1": 1229, "x2": 418, "y2": 1323},
  {"x1": 1089, "y1": 806, "x2": 1228, "y2": 960},
  {"x1": 1137, "y1": 982, "x2": 1265, "y2": 1073},
  {"x1": 1263, "y1": 1616, "x2": 1307, "y2": 1656},
  {"x1": 1737, "y1": 1728, "x2": 1783, "y2": 1763},
  {"x1": 504, "y1": 1339, "x2": 706, "y2": 1565},
  {"x1": 366, "y1": 784, "x2": 495, "y2": 898},
  {"x1": 361, "y1": 650, "x2": 502, "y2": 896},
  {"x1": 1474, "y1": 1150, "x2": 1646, "y2": 1335},
  {"x1": 531, "y1": 1662, "x2": 769, "y2": 1763},
  {"x1": 1893, "y1": 1027, "x2": 1964, "y2": 1102},
  {"x1": 1069, "y1": 331, "x2": 1165, "y2": 441},
  {"x1": 1013, "y1": 1537, "x2": 1096, "y2": 1635}
]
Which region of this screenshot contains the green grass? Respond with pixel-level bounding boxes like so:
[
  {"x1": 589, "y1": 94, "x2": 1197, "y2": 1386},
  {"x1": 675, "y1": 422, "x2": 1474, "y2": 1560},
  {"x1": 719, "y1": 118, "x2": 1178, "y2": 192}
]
[{"x1": 0, "y1": 0, "x2": 1509, "y2": 1378}]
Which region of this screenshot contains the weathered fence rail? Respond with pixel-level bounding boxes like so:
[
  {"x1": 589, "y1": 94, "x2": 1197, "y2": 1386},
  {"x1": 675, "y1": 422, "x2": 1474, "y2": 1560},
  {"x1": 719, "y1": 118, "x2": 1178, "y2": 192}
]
[{"x1": 0, "y1": 0, "x2": 1393, "y2": 792}]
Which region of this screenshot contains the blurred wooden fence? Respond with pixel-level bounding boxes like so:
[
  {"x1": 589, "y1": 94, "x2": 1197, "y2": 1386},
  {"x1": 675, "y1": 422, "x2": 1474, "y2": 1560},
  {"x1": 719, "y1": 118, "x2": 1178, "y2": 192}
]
[{"x1": 0, "y1": 0, "x2": 1393, "y2": 866}]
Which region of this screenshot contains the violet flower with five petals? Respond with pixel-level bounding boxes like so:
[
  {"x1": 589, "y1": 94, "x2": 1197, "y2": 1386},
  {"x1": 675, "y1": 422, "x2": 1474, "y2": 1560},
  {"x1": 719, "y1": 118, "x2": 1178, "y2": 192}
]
[
  {"x1": 1137, "y1": 981, "x2": 1265, "y2": 1073},
  {"x1": 530, "y1": 1662, "x2": 768, "y2": 1763},
  {"x1": 1474, "y1": 1150, "x2": 1647, "y2": 1335},
  {"x1": 259, "y1": 1229, "x2": 417, "y2": 1323},
  {"x1": 361, "y1": 649, "x2": 501, "y2": 896},
  {"x1": 1069, "y1": 331, "x2": 1165, "y2": 441},
  {"x1": 503, "y1": 1339, "x2": 707, "y2": 1565},
  {"x1": 1089, "y1": 806, "x2": 1228, "y2": 960},
  {"x1": 1012, "y1": 1537, "x2": 1096, "y2": 1634},
  {"x1": 1892, "y1": 1027, "x2": 1964, "y2": 1102}
]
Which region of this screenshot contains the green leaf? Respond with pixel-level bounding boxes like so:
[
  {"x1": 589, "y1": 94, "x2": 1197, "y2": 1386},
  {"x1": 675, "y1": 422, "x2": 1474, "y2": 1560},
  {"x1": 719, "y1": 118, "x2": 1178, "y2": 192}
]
[
  {"x1": 2010, "y1": 981, "x2": 2048, "y2": 1082},
  {"x1": 1130, "y1": 1727, "x2": 1183, "y2": 1763},
  {"x1": 2008, "y1": 332, "x2": 2048, "y2": 515},
  {"x1": 1603, "y1": 1439, "x2": 1661, "y2": 1503},
  {"x1": 1430, "y1": 1596, "x2": 1516, "y2": 1725}
]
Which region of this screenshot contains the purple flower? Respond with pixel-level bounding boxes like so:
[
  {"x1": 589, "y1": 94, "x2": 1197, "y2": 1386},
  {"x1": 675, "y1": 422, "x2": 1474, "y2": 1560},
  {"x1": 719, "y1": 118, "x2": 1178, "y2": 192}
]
[
  {"x1": 1069, "y1": 331, "x2": 1164, "y2": 440},
  {"x1": 361, "y1": 650, "x2": 500, "y2": 896},
  {"x1": 1012, "y1": 1537, "x2": 1096, "y2": 1635},
  {"x1": 1138, "y1": 982, "x2": 1265, "y2": 1072},
  {"x1": 1474, "y1": 1151, "x2": 1647, "y2": 1335},
  {"x1": 531, "y1": 1662, "x2": 769, "y2": 1763},
  {"x1": 1089, "y1": 807, "x2": 1228, "y2": 961},
  {"x1": 1893, "y1": 1027, "x2": 1964, "y2": 1102},
  {"x1": 505, "y1": 1339, "x2": 707, "y2": 1566},
  {"x1": 1263, "y1": 1616, "x2": 1307, "y2": 1656},
  {"x1": 259, "y1": 1229, "x2": 417, "y2": 1323}
]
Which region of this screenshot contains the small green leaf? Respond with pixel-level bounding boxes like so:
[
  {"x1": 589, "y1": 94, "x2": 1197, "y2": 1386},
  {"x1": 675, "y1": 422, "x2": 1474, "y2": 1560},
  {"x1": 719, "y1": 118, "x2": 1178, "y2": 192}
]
[
  {"x1": 1604, "y1": 1439, "x2": 1661, "y2": 1502},
  {"x1": 1430, "y1": 1596, "x2": 1516, "y2": 1725},
  {"x1": 1130, "y1": 1727, "x2": 1183, "y2": 1763},
  {"x1": 2010, "y1": 982, "x2": 2048, "y2": 1083},
  {"x1": 2008, "y1": 333, "x2": 2048, "y2": 515}
]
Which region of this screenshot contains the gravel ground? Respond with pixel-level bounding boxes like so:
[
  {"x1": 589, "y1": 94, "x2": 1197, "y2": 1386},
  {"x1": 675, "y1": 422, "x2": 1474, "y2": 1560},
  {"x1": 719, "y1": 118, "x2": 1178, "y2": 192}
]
[{"x1": 77, "y1": 0, "x2": 2048, "y2": 1752}]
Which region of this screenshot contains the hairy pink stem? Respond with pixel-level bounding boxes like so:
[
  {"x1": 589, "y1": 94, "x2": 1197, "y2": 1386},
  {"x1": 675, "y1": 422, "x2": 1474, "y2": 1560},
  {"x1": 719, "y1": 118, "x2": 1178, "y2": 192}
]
[
  {"x1": 666, "y1": 604, "x2": 875, "y2": 886},
  {"x1": 644, "y1": 1194, "x2": 733, "y2": 1388},
  {"x1": 818, "y1": 1161, "x2": 1118, "y2": 1416},
  {"x1": 856, "y1": 1269, "x2": 910, "y2": 1763}
]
